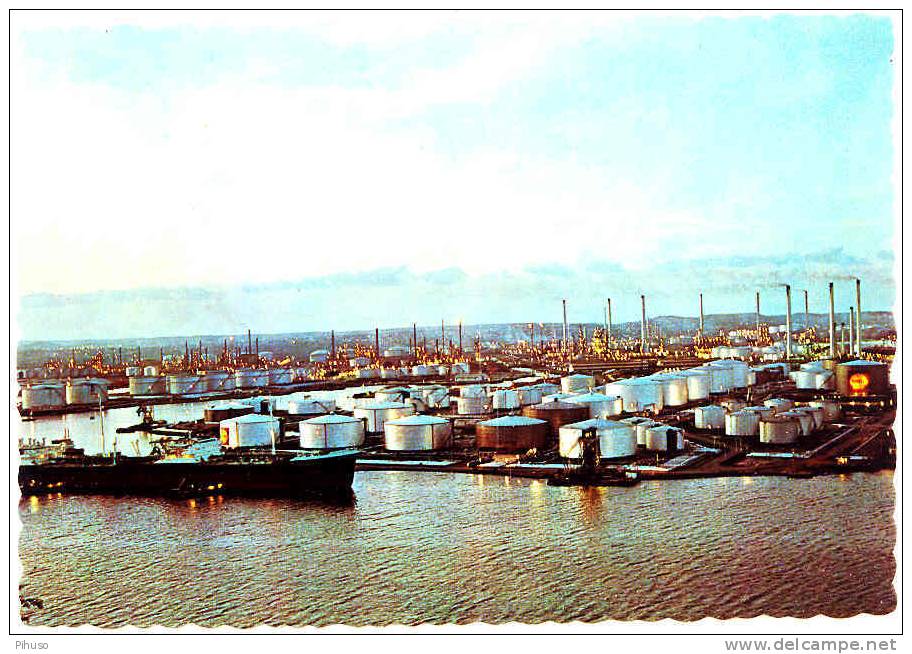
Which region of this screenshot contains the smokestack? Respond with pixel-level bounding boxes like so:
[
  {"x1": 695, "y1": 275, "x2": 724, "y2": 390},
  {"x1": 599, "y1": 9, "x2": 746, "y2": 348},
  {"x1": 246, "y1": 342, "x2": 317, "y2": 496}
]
[
  {"x1": 849, "y1": 307, "x2": 856, "y2": 357},
  {"x1": 441, "y1": 319, "x2": 445, "y2": 352},
  {"x1": 458, "y1": 321, "x2": 463, "y2": 353},
  {"x1": 828, "y1": 282, "x2": 836, "y2": 358},
  {"x1": 840, "y1": 322, "x2": 846, "y2": 354},
  {"x1": 756, "y1": 291, "x2": 761, "y2": 340},
  {"x1": 413, "y1": 323, "x2": 418, "y2": 355},
  {"x1": 641, "y1": 295, "x2": 648, "y2": 354},
  {"x1": 118, "y1": 347, "x2": 123, "y2": 366},
  {"x1": 375, "y1": 328, "x2": 380, "y2": 358},
  {"x1": 804, "y1": 290, "x2": 810, "y2": 332},
  {"x1": 785, "y1": 285, "x2": 792, "y2": 360},
  {"x1": 562, "y1": 299, "x2": 568, "y2": 353},
  {"x1": 607, "y1": 299, "x2": 612, "y2": 343},
  {"x1": 855, "y1": 278, "x2": 862, "y2": 357},
  {"x1": 330, "y1": 330, "x2": 335, "y2": 360},
  {"x1": 255, "y1": 337, "x2": 259, "y2": 357},
  {"x1": 699, "y1": 293, "x2": 704, "y2": 335}
]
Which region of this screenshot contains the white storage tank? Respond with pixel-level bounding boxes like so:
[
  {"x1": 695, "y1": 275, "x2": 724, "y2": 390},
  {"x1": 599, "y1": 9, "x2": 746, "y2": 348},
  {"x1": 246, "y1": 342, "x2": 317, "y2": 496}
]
[
  {"x1": 536, "y1": 382, "x2": 561, "y2": 396},
  {"x1": 793, "y1": 370, "x2": 818, "y2": 389},
  {"x1": 436, "y1": 365, "x2": 449, "y2": 376},
  {"x1": 143, "y1": 365, "x2": 159, "y2": 377},
  {"x1": 694, "y1": 405, "x2": 725, "y2": 430},
  {"x1": 764, "y1": 398, "x2": 795, "y2": 414},
  {"x1": 679, "y1": 369, "x2": 712, "y2": 400},
  {"x1": 125, "y1": 366, "x2": 141, "y2": 377},
  {"x1": 744, "y1": 405, "x2": 775, "y2": 420},
  {"x1": 21, "y1": 383, "x2": 67, "y2": 410},
  {"x1": 309, "y1": 349, "x2": 330, "y2": 363},
  {"x1": 300, "y1": 414, "x2": 365, "y2": 449},
  {"x1": 543, "y1": 392, "x2": 579, "y2": 403},
  {"x1": 456, "y1": 396, "x2": 491, "y2": 415},
  {"x1": 203, "y1": 370, "x2": 234, "y2": 391},
  {"x1": 651, "y1": 374, "x2": 689, "y2": 407},
  {"x1": 725, "y1": 410, "x2": 761, "y2": 437},
  {"x1": 65, "y1": 379, "x2": 108, "y2": 406},
  {"x1": 450, "y1": 362, "x2": 471, "y2": 374},
  {"x1": 604, "y1": 380, "x2": 639, "y2": 413},
  {"x1": 234, "y1": 369, "x2": 256, "y2": 389},
  {"x1": 384, "y1": 415, "x2": 452, "y2": 451},
  {"x1": 558, "y1": 419, "x2": 637, "y2": 460},
  {"x1": 561, "y1": 374, "x2": 595, "y2": 394},
  {"x1": 411, "y1": 365, "x2": 430, "y2": 377},
  {"x1": 809, "y1": 400, "x2": 841, "y2": 423},
  {"x1": 794, "y1": 406, "x2": 825, "y2": 431},
  {"x1": 355, "y1": 368, "x2": 378, "y2": 379},
  {"x1": 219, "y1": 414, "x2": 279, "y2": 448},
  {"x1": 779, "y1": 410, "x2": 812, "y2": 436},
  {"x1": 626, "y1": 378, "x2": 665, "y2": 413},
  {"x1": 491, "y1": 389, "x2": 521, "y2": 410},
  {"x1": 354, "y1": 402, "x2": 415, "y2": 432},
  {"x1": 720, "y1": 398, "x2": 747, "y2": 413},
  {"x1": 250, "y1": 370, "x2": 270, "y2": 388},
  {"x1": 517, "y1": 386, "x2": 544, "y2": 406},
  {"x1": 759, "y1": 416, "x2": 801, "y2": 444},
  {"x1": 460, "y1": 384, "x2": 487, "y2": 399},
  {"x1": 422, "y1": 386, "x2": 451, "y2": 409},
  {"x1": 239, "y1": 396, "x2": 278, "y2": 414},
  {"x1": 287, "y1": 394, "x2": 336, "y2": 416},
  {"x1": 380, "y1": 368, "x2": 399, "y2": 379},
  {"x1": 167, "y1": 374, "x2": 200, "y2": 395},
  {"x1": 129, "y1": 375, "x2": 166, "y2": 396},
  {"x1": 350, "y1": 357, "x2": 370, "y2": 368},
  {"x1": 645, "y1": 425, "x2": 685, "y2": 452},
  {"x1": 566, "y1": 392, "x2": 623, "y2": 419},
  {"x1": 375, "y1": 387, "x2": 411, "y2": 403}
]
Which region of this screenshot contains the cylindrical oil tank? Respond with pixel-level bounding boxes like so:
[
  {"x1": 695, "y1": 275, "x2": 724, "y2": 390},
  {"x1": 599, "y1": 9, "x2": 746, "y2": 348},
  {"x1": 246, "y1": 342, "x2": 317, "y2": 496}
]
[
  {"x1": 436, "y1": 365, "x2": 449, "y2": 376},
  {"x1": 269, "y1": 368, "x2": 294, "y2": 385},
  {"x1": 375, "y1": 387, "x2": 411, "y2": 403},
  {"x1": 350, "y1": 357, "x2": 370, "y2": 368},
  {"x1": 744, "y1": 405, "x2": 775, "y2": 420},
  {"x1": 491, "y1": 389, "x2": 521, "y2": 410},
  {"x1": 693, "y1": 405, "x2": 725, "y2": 429},
  {"x1": 794, "y1": 406, "x2": 825, "y2": 431},
  {"x1": 219, "y1": 414, "x2": 279, "y2": 448},
  {"x1": 354, "y1": 402, "x2": 415, "y2": 432},
  {"x1": 384, "y1": 415, "x2": 452, "y2": 451},
  {"x1": 779, "y1": 410, "x2": 813, "y2": 436},
  {"x1": 651, "y1": 374, "x2": 689, "y2": 407},
  {"x1": 422, "y1": 386, "x2": 451, "y2": 409},
  {"x1": 167, "y1": 374, "x2": 200, "y2": 395},
  {"x1": 835, "y1": 360, "x2": 890, "y2": 396},
  {"x1": 64, "y1": 380, "x2": 97, "y2": 405},
  {"x1": 558, "y1": 419, "x2": 636, "y2": 460},
  {"x1": 604, "y1": 381, "x2": 639, "y2": 413},
  {"x1": 204, "y1": 370, "x2": 234, "y2": 391},
  {"x1": 517, "y1": 386, "x2": 544, "y2": 406},
  {"x1": 380, "y1": 368, "x2": 398, "y2": 379},
  {"x1": 522, "y1": 401, "x2": 590, "y2": 439},
  {"x1": 645, "y1": 425, "x2": 684, "y2": 452},
  {"x1": 143, "y1": 365, "x2": 159, "y2": 376},
  {"x1": 21, "y1": 383, "x2": 66, "y2": 410},
  {"x1": 763, "y1": 398, "x2": 794, "y2": 414},
  {"x1": 309, "y1": 349, "x2": 330, "y2": 363},
  {"x1": 456, "y1": 396, "x2": 491, "y2": 415},
  {"x1": 460, "y1": 384, "x2": 487, "y2": 399},
  {"x1": 759, "y1": 416, "x2": 800, "y2": 444},
  {"x1": 561, "y1": 374, "x2": 595, "y2": 394},
  {"x1": 477, "y1": 416, "x2": 549, "y2": 452},
  {"x1": 287, "y1": 395, "x2": 337, "y2": 416},
  {"x1": 300, "y1": 414, "x2": 365, "y2": 449},
  {"x1": 239, "y1": 396, "x2": 277, "y2": 414},
  {"x1": 411, "y1": 365, "x2": 430, "y2": 377},
  {"x1": 234, "y1": 369, "x2": 256, "y2": 389},
  {"x1": 793, "y1": 370, "x2": 818, "y2": 389},
  {"x1": 543, "y1": 392, "x2": 579, "y2": 403},
  {"x1": 450, "y1": 362, "x2": 471, "y2": 374},
  {"x1": 249, "y1": 370, "x2": 270, "y2": 388},
  {"x1": 204, "y1": 402, "x2": 254, "y2": 422},
  {"x1": 129, "y1": 375, "x2": 166, "y2": 396},
  {"x1": 710, "y1": 360, "x2": 749, "y2": 389},
  {"x1": 566, "y1": 392, "x2": 623, "y2": 419},
  {"x1": 355, "y1": 368, "x2": 379, "y2": 379},
  {"x1": 809, "y1": 399, "x2": 841, "y2": 423},
  {"x1": 720, "y1": 398, "x2": 747, "y2": 413},
  {"x1": 679, "y1": 369, "x2": 711, "y2": 401},
  {"x1": 536, "y1": 382, "x2": 561, "y2": 396},
  {"x1": 634, "y1": 420, "x2": 660, "y2": 447},
  {"x1": 125, "y1": 366, "x2": 141, "y2": 377},
  {"x1": 814, "y1": 370, "x2": 834, "y2": 390},
  {"x1": 626, "y1": 378, "x2": 665, "y2": 413},
  {"x1": 725, "y1": 410, "x2": 760, "y2": 437}
]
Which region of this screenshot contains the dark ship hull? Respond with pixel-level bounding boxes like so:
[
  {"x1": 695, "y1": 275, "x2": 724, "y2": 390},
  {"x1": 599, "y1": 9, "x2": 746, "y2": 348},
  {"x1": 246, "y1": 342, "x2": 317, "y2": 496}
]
[{"x1": 19, "y1": 449, "x2": 358, "y2": 497}]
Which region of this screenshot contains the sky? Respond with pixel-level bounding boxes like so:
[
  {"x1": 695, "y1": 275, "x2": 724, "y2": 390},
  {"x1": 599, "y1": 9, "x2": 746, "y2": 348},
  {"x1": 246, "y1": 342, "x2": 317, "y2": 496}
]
[{"x1": 10, "y1": 11, "x2": 898, "y2": 341}]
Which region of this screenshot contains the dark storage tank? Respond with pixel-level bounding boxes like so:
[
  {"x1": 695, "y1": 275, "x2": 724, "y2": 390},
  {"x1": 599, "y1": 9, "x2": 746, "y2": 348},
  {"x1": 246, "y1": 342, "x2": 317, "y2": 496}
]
[
  {"x1": 476, "y1": 416, "x2": 549, "y2": 452},
  {"x1": 522, "y1": 400, "x2": 590, "y2": 441},
  {"x1": 835, "y1": 360, "x2": 890, "y2": 397}
]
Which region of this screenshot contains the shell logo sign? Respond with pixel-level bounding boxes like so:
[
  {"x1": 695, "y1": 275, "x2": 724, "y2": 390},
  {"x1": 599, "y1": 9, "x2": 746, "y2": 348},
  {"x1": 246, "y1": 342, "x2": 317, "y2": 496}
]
[{"x1": 848, "y1": 373, "x2": 870, "y2": 394}]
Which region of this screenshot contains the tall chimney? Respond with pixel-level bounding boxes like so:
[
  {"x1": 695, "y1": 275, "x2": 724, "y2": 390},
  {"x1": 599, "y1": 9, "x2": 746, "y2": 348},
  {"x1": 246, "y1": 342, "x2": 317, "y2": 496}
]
[
  {"x1": 247, "y1": 329, "x2": 252, "y2": 355},
  {"x1": 607, "y1": 299, "x2": 612, "y2": 343},
  {"x1": 641, "y1": 295, "x2": 648, "y2": 354},
  {"x1": 699, "y1": 293, "x2": 705, "y2": 335},
  {"x1": 785, "y1": 285, "x2": 792, "y2": 360},
  {"x1": 562, "y1": 299, "x2": 569, "y2": 353},
  {"x1": 330, "y1": 330, "x2": 335, "y2": 360},
  {"x1": 849, "y1": 307, "x2": 856, "y2": 357},
  {"x1": 255, "y1": 337, "x2": 259, "y2": 357},
  {"x1": 375, "y1": 328, "x2": 380, "y2": 358},
  {"x1": 756, "y1": 291, "x2": 761, "y2": 340},
  {"x1": 413, "y1": 323, "x2": 418, "y2": 355},
  {"x1": 828, "y1": 282, "x2": 836, "y2": 358},
  {"x1": 855, "y1": 278, "x2": 862, "y2": 357},
  {"x1": 458, "y1": 320, "x2": 463, "y2": 353},
  {"x1": 804, "y1": 289, "x2": 809, "y2": 332},
  {"x1": 840, "y1": 322, "x2": 846, "y2": 355},
  {"x1": 441, "y1": 319, "x2": 445, "y2": 352}
]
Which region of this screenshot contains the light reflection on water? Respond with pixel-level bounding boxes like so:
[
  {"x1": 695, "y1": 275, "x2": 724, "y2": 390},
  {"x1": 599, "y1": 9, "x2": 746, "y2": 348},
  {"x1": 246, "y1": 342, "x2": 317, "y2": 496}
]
[{"x1": 18, "y1": 470, "x2": 896, "y2": 627}]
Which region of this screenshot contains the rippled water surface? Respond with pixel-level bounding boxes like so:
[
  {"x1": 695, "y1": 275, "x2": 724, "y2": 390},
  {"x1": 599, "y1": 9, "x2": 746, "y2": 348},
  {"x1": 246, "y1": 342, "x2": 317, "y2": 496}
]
[{"x1": 19, "y1": 470, "x2": 895, "y2": 627}]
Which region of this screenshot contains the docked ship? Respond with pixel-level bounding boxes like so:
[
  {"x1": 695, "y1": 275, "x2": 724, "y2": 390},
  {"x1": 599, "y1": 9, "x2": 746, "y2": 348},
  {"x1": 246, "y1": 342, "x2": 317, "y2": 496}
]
[{"x1": 19, "y1": 439, "x2": 358, "y2": 497}]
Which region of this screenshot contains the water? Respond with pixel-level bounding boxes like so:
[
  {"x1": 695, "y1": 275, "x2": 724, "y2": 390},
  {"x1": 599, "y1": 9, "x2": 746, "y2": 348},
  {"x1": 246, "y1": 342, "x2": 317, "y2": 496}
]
[
  {"x1": 16, "y1": 395, "x2": 896, "y2": 626},
  {"x1": 18, "y1": 471, "x2": 895, "y2": 626}
]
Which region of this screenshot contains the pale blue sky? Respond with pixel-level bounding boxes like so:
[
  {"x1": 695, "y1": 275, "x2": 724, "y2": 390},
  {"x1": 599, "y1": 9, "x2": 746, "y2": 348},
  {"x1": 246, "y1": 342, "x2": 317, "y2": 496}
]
[{"x1": 11, "y1": 12, "x2": 897, "y2": 340}]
